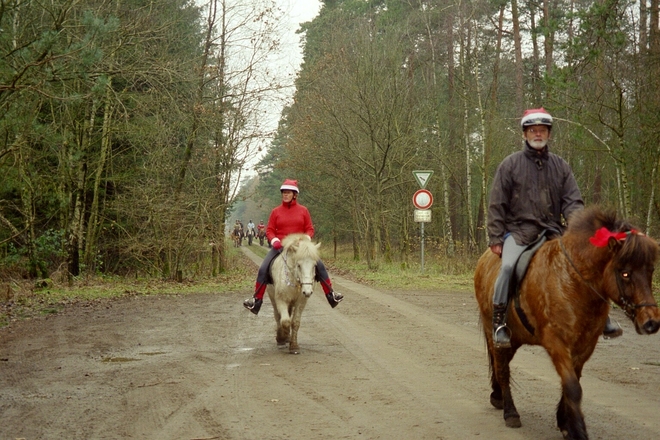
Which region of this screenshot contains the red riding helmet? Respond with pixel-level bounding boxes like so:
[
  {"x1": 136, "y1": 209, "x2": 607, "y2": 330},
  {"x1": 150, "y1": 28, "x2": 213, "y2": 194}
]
[
  {"x1": 521, "y1": 107, "x2": 553, "y2": 130},
  {"x1": 280, "y1": 179, "x2": 299, "y2": 194}
]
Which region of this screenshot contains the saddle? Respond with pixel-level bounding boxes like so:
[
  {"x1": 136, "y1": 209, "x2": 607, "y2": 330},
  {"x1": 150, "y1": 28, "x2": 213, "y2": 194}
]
[{"x1": 507, "y1": 229, "x2": 559, "y2": 335}]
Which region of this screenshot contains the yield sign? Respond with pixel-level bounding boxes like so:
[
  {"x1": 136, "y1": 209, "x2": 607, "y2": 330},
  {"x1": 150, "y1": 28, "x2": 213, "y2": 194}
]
[{"x1": 413, "y1": 170, "x2": 433, "y2": 189}]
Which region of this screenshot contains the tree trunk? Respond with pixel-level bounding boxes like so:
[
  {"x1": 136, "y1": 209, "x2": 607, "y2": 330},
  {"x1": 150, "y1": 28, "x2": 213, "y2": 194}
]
[
  {"x1": 84, "y1": 84, "x2": 113, "y2": 271},
  {"x1": 543, "y1": 0, "x2": 555, "y2": 80},
  {"x1": 511, "y1": 0, "x2": 524, "y2": 111}
]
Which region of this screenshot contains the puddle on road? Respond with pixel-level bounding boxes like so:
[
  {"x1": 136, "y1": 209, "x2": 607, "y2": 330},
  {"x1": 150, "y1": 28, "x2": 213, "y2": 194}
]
[
  {"x1": 100, "y1": 351, "x2": 168, "y2": 363},
  {"x1": 102, "y1": 357, "x2": 140, "y2": 363}
]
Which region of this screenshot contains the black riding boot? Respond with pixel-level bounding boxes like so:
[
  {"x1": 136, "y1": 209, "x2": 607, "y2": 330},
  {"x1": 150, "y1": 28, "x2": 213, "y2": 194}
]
[
  {"x1": 243, "y1": 297, "x2": 263, "y2": 315},
  {"x1": 603, "y1": 315, "x2": 622, "y2": 339},
  {"x1": 325, "y1": 291, "x2": 343, "y2": 308},
  {"x1": 492, "y1": 304, "x2": 512, "y2": 348}
]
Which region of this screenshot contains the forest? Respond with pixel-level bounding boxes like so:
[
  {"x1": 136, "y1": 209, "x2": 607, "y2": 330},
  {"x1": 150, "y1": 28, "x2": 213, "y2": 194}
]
[{"x1": 2, "y1": 0, "x2": 660, "y2": 281}]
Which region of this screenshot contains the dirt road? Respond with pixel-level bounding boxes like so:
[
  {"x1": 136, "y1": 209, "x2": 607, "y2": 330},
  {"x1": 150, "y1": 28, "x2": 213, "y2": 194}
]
[{"x1": 1, "y1": 247, "x2": 659, "y2": 439}]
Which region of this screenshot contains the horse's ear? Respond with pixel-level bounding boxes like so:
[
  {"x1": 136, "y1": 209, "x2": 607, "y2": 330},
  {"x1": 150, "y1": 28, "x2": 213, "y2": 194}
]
[{"x1": 607, "y1": 237, "x2": 622, "y2": 252}]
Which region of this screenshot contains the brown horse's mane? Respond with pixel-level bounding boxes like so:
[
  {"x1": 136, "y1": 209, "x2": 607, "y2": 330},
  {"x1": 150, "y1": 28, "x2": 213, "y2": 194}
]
[{"x1": 565, "y1": 205, "x2": 659, "y2": 269}]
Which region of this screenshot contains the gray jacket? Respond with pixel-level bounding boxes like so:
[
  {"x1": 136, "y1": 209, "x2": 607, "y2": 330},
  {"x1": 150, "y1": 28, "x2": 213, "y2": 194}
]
[{"x1": 487, "y1": 142, "x2": 584, "y2": 247}]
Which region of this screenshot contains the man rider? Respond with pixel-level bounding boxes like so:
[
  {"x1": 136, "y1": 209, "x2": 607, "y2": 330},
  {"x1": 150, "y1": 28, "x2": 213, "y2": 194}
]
[{"x1": 487, "y1": 107, "x2": 622, "y2": 349}]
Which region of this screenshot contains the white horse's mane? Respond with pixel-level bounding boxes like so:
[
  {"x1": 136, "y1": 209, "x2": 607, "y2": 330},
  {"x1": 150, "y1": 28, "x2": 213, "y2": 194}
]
[{"x1": 281, "y1": 233, "x2": 320, "y2": 261}]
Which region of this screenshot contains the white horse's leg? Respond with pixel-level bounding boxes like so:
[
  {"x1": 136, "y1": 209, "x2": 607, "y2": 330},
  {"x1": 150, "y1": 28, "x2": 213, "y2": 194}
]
[
  {"x1": 289, "y1": 294, "x2": 308, "y2": 354},
  {"x1": 267, "y1": 286, "x2": 288, "y2": 346},
  {"x1": 274, "y1": 291, "x2": 291, "y2": 346}
]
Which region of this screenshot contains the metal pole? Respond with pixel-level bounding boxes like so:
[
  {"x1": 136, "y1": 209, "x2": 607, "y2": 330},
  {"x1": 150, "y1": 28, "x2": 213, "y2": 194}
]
[{"x1": 420, "y1": 221, "x2": 425, "y2": 273}]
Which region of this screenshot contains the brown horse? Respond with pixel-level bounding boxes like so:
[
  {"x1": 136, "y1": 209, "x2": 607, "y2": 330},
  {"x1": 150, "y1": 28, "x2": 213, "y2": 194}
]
[{"x1": 474, "y1": 206, "x2": 660, "y2": 440}]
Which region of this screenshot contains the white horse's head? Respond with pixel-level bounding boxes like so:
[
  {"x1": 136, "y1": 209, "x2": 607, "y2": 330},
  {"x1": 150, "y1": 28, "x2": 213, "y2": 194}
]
[{"x1": 282, "y1": 234, "x2": 321, "y2": 297}]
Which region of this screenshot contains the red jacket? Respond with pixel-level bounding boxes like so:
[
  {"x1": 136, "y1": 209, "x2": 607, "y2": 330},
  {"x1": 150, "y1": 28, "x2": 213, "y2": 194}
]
[{"x1": 266, "y1": 199, "x2": 314, "y2": 242}]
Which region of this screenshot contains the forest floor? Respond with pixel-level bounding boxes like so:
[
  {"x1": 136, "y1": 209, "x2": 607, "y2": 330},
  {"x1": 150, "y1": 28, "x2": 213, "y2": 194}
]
[{"x1": 1, "y1": 246, "x2": 659, "y2": 439}]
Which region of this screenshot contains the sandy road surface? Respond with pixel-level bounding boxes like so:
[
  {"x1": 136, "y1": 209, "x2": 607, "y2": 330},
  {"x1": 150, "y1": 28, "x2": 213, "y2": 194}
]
[{"x1": 1, "y1": 246, "x2": 659, "y2": 439}]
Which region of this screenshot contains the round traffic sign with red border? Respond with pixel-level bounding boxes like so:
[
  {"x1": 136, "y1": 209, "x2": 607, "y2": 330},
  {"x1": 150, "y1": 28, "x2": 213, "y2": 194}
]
[{"x1": 412, "y1": 189, "x2": 433, "y2": 210}]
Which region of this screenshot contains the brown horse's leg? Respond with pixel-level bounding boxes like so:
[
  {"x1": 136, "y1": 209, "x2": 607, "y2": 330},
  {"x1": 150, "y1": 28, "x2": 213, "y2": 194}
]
[
  {"x1": 488, "y1": 349, "x2": 503, "y2": 409},
  {"x1": 492, "y1": 344, "x2": 521, "y2": 428},
  {"x1": 554, "y1": 361, "x2": 587, "y2": 440}
]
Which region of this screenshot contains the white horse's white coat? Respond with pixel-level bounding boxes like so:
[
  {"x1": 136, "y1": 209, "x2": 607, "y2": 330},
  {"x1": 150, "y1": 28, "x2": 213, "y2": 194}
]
[{"x1": 266, "y1": 233, "x2": 320, "y2": 354}]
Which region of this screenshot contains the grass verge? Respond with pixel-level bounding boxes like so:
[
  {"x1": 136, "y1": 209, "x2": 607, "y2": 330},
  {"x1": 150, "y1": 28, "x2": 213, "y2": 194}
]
[{"x1": 2, "y1": 242, "x2": 657, "y2": 328}]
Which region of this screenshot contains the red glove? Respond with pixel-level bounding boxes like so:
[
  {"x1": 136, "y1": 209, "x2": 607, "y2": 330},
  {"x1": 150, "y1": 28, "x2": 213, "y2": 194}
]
[{"x1": 272, "y1": 239, "x2": 282, "y2": 251}]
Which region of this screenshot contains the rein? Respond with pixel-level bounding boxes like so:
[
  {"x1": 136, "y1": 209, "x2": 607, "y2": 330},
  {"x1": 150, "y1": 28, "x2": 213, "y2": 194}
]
[
  {"x1": 280, "y1": 250, "x2": 314, "y2": 289},
  {"x1": 559, "y1": 238, "x2": 609, "y2": 304},
  {"x1": 559, "y1": 237, "x2": 658, "y2": 320}
]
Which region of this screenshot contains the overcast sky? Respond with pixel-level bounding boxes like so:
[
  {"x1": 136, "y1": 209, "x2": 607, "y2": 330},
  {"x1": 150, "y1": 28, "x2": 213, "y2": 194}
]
[
  {"x1": 255, "y1": 0, "x2": 322, "y2": 171},
  {"x1": 277, "y1": 0, "x2": 322, "y2": 84},
  {"x1": 194, "y1": 1, "x2": 323, "y2": 175}
]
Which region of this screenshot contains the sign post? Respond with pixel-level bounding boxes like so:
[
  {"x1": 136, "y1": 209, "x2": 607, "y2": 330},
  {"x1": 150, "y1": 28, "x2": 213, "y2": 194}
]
[{"x1": 412, "y1": 178, "x2": 433, "y2": 272}]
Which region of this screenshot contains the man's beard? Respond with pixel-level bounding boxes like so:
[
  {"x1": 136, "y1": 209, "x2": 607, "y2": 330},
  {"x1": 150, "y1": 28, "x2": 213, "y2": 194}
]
[{"x1": 528, "y1": 139, "x2": 548, "y2": 150}]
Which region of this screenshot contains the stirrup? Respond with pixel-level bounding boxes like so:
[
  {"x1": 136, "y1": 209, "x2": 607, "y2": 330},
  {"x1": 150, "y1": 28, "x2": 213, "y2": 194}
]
[
  {"x1": 493, "y1": 324, "x2": 512, "y2": 349},
  {"x1": 243, "y1": 297, "x2": 262, "y2": 315}
]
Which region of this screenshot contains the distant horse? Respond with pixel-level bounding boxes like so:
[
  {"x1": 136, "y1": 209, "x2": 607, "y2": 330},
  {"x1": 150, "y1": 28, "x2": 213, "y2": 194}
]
[
  {"x1": 231, "y1": 227, "x2": 243, "y2": 247},
  {"x1": 266, "y1": 233, "x2": 320, "y2": 354},
  {"x1": 258, "y1": 228, "x2": 266, "y2": 246},
  {"x1": 246, "y1": 227, "x2": 255, "y2": 245},
  {"x1": 474, "y1": 206, "x2": 660, "y2": 440}
]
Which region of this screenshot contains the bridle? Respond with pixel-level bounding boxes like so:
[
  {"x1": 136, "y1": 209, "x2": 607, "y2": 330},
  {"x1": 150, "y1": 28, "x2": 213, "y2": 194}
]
[
  {"x1": 559, "y1": 237, "x2": 658, "y2": 320},
  {"x1": 613, "y1": 268, "x2": 658, "y2": 320},
  {"x1": 281, "y1": 251, "x2": 314, "y2": 290}
]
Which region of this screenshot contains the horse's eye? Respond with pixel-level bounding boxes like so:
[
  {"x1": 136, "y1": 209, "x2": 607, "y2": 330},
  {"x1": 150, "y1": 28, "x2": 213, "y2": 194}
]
[{"x1": 621, "y1": 271, "x2": 630, "y2": 279}]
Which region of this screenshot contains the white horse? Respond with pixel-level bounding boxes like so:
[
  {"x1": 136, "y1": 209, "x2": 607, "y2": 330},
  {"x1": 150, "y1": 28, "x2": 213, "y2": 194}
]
[{"x1": 266, "y1": 233, "x2": 320, "y2": 354}]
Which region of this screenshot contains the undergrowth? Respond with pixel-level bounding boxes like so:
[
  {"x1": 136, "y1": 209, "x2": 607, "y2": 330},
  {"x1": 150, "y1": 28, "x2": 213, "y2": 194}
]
[{"x1": 2, "y1": 240, "x2": 658, "y2": 328}]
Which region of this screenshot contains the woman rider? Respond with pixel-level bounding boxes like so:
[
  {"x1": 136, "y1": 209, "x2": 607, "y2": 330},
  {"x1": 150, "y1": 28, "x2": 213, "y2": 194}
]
[{"x1": 243, "y1": 179, "x2": 344, "y2": 314}]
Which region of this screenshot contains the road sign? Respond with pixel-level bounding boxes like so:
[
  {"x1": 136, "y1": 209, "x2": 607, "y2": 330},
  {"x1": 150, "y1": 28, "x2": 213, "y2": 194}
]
[
  {"x1": 413, "y1": 170, "x2": 434, "y2": 189},
  {"x1": 414, "y1": 209, "x2": 432, "y2": 222},
  {"x1": 412, "y1": 189, "x2": 433, "y2": 210}
]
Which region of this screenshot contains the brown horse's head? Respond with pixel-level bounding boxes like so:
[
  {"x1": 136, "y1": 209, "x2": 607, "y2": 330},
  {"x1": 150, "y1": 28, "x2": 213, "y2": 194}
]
[
  {"x1": 567, "y1": 207, "x2": 660, "y2": 335},
  {"x1": 606, "y1": 232, "x2": 660, "y2": 334}
]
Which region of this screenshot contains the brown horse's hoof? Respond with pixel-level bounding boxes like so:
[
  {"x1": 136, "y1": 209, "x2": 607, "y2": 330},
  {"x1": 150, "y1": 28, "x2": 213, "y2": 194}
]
[
  {"x1": 505, "y1": 416, "x2": 521, "y2": 428},
  {"x1": 289, "y1": 348, "x2": 300, "y2": 355},
  {"x1": 490, "y1": 395, "x2": 503, "y2": 409}
]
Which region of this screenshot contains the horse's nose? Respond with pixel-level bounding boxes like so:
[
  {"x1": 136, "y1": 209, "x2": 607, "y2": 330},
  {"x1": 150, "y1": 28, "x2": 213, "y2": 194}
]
[{"x1": 642, "y1": 319, "x2": 660, "y2": 335}]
